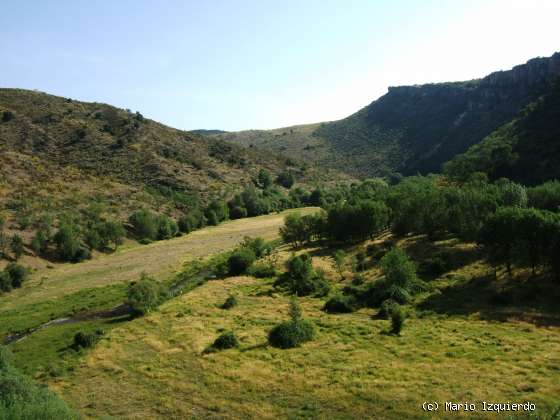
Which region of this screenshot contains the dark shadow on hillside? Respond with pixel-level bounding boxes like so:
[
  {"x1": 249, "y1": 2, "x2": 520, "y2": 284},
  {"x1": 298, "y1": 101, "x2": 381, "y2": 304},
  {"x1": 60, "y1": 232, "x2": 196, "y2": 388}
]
[{"x1": 418, "y1": 272, "x2": 560, "y2": 327}]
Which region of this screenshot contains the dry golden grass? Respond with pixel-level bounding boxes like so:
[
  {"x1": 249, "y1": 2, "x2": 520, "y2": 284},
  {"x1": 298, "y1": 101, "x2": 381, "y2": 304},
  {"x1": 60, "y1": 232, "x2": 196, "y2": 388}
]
[{"x1": 51, "y1": 268, "x2": 560, "y2": 419}]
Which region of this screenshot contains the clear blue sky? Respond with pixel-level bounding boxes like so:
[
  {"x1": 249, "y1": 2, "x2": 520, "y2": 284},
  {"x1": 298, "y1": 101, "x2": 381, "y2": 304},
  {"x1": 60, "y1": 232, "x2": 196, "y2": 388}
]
[{"x1": 1, "y1": 0, "x2": 559, "y2": 131}]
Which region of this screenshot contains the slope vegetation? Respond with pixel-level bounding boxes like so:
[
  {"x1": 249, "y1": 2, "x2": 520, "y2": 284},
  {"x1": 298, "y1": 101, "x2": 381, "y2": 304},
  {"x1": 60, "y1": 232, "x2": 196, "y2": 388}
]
[{"x1": 213, "y1": 52, "x2": 560, "y2": 178}]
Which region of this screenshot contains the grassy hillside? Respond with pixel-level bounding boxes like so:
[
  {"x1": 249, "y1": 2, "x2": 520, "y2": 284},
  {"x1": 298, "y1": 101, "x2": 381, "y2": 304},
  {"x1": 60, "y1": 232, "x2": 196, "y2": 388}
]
[
  {"x1": 213, "y1": 53, "x2": 560, "y2": 179},
  {"x1": 444, "y1": 80, "x2": 560, "y2": 185},
  {"x1": 47, "y1": 234, "x2": 560, "y2": 419}
]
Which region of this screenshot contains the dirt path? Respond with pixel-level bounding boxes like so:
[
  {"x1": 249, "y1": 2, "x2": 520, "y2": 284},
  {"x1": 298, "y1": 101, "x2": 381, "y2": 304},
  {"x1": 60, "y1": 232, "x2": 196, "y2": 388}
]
[{"x1": 0, "y1": 208, "x2": 317, "y2": 310}]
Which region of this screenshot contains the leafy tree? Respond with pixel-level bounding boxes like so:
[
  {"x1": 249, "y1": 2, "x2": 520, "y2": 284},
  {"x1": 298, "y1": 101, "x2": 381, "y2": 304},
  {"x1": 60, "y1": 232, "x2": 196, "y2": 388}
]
[
  {"x1": 257, "y1": 169, "x2": 273, "y2": 189},
  {"x1": 332, "y1": 250, "x2": 346, "y2": 281},
  {"x1": 157, "y1": 215, "x2": 179, "y2": 240},
  {"x1": 327, "y1": 200, "x2": 389, "y2": 242},
  {"x1": 497, "y1": 179, "x2": 527, "y2": 208},
  {"x1": 276, "y1": 171, "x2": 295, "y2": 189},
  {"x1": 275, "y1": 254, "x2": 330, "y2": 296},
  {"x1": 280, "y1": 213, "x2": 307, "y2": 247},
  {"x1": 10, "y1": 234, "x2": 24, "y2": 260},
  {"x1": 527, "y1": 180, "x2": 560, "y2": 211},
  {"x1": 53, "y1": 224, "x2": 90, "y2": 262},
  {"x1": 127, "y1": 274, "x2": 165, "y2": 315},
  {"x1": 205, "y1": 200, "x2": 229, "y2": 224},
  {"x1": 228, "y1": 247, "x2": 257, "y2": 275},
  {"x1": 5, "y1": 263, "x2": 28, "y2": 288},
  {"x1": 129, "y1": 209, "x2": 159, "y2": 240},
  {"x1": 379, "y1": 248, "x2": 421, "y2": 303},
  {"x1": 178, "y1": 209, "x2": 205, "y2": 233},
  {"x1": 240, "y1": 236, "x2": 271, "y2": 258}
]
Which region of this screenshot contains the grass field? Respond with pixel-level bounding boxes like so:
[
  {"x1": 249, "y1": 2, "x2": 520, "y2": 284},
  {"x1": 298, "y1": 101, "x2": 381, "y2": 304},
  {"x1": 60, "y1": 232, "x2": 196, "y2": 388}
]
[
  {"x1": 0, "y1": 208, "x2": 317, "y2": 376},
  {"x1": 42, "y1": 233, "x2": 560, "y2": 419},
  {"x1": 3, "y1": 210, "x2": 560, "y2": 418},
  {"x1": 50, "y1": 274, "x2": 560, "y2": 419}
]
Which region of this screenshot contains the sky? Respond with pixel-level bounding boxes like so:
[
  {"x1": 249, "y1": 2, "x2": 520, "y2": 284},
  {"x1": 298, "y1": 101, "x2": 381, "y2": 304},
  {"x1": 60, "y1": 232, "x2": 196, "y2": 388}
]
[{"x1": 1, "y1": 0, "x2": 559, "y2": 131}]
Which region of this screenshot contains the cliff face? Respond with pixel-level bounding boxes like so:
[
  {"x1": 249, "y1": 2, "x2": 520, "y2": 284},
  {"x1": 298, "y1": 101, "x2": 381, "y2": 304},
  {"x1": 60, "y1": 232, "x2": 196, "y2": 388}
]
[{"x1": 314, "y1": 52, "x2": 560, "y2": 176}]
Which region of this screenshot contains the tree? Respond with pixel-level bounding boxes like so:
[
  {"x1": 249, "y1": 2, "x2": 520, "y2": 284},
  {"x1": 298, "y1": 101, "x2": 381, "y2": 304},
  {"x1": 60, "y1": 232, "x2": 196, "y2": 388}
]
[
  {"x1": 129, "y1": 209, "x2": 158, "y2": 240},
  {"x1": 275, "y1": 253, "x2": 330, "y2": 296},
  {"x1": 280, "y1": 213, "x2": 307, "y2": 247},
  {"x1": 10, "y1": 234, "x2": 24, "y2": 261},
  {"x1": 332, "y1": 250, "x2": 346, "y2": 281},
  {"x1": 205, "y1": 200, "x2": 229, "y2": 224},
  {"x1": 380, "y1": 248, "x2": 421, "y2": 303},
  {"x1": 258, "y1": 169, "x2": 273, "y2": 189},
  {"x1": 53, "y1": 224, "x2": 90, "y2": 262},
  {"x1": 276, "y1": 171, "x2": 295, "y2": 189},
  {"x1": 228, "y1": 247, "x2": 257, "y2": 275},
  {"x1": 127, "y1": 274, "x2": 164, "y2": 315}
]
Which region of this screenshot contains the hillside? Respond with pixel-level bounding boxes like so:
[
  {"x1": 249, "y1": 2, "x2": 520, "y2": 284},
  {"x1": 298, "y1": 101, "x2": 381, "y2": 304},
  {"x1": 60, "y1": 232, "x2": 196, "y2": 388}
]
[
  {"x1": 0, "y1": 89, "x2": 351, "y2": 270},
  {"x1": 211, "y1": 52, "x2": 560, "y2": 178},
  {"x1": 444, "y1": 80, "x2": 560, "y2": 185}
]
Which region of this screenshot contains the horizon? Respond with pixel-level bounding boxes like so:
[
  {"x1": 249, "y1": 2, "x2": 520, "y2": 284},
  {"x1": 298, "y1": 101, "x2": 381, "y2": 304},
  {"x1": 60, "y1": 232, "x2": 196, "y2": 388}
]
[{"x1": 2, "y1": 0, "x2": 560, "y2": 131}]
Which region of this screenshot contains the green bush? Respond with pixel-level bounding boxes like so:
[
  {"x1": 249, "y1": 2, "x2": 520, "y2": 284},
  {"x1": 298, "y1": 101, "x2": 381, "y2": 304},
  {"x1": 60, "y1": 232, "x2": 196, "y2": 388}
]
[
  {"x1": 268, "y1": 299, "x2": 315, "y2": 349},
  {"x1": 275, "y1": 254, "x2": 330, "y2": 297},
  {"x1": 73, "y1": 330, "x2": 103, "y2": 349},
  {"x1": 211, "y1": 331, "x2": 239, "y2": 350},
  {"x1": 129, "y1": 209, "x2": 159, "y2": 240},
  {"x1": 0, "y1": 272, "x2": 12, "y2": 293},
  {"x1": 227, "y1": 247, "x2": 257, "y2": 275},
  {"x1": 157, "y1": 215, "x2": 179, "y2": 240},
  {"x1": 390, "y1": 305, "x2": 406, "y2": 335},
  {"x1": 240, "y1": 236, "x2": 271, "y2": 258},
  {"x1": 248, "y1": 261, "x2": 277, "y2": 278},
  {"x1": 221, "y1": 296, "x2": 238, "y2": 310},
  {"x1": 5, "y1": 263, "x2": 28, "y2": 288},
  {"x1": 377, "y1": 299, "x2": 398, "y2": 319},
  {"x1": 323, "y1": 295, "x2": 356, "y2": 313},
  {"x1": 127, "y1": 275, "x2": 165, "y2": 315},
  {"x1": 53, "y1": 224, "x2": 90, "y2": 262},
  {"x1": 10, "y1": 234, "x2": 24, "y2": 260}
]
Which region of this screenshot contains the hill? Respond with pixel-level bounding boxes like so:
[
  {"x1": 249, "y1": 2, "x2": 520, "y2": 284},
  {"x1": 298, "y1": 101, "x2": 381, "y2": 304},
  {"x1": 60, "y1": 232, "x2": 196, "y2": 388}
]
[
  {"x1": 444, "y1": 80, "x2": 560, "y2": 185},
  {"x1": 0, "y1": 88, "x2": 351, "y2": 269},
  {"x1": 211, "y1": 52, "x2": 560, "y2": 178}
]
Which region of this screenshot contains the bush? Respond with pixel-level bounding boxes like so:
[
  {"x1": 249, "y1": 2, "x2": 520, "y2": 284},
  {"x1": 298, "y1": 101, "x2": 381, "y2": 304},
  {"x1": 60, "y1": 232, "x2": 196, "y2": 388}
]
[
  {"x1": 129, "y1": 209, "x2": 158, "y2": 240},
  {"x1": 268, "y1": 298, "x2": 315, "y2": 349},
  {"x1": 221, "y1": 296, "x2": 238, "y2": 309},
  {"x1": 390, "y1": 305, "x2": 406, "y2": 335},
  {"x1": 377, "y1": 299, "x2": 398, "y2": 319},
  {"x1": 275, "y1": 254, "x2": 330, "y2": 297},
  {"x1": 0, "y1": 272, "x2": 12, "y2": 293},
  {"x1": 229, "y1": 206, "x2": 248, "y2": 220},
  {"x1": 1, "y1": 110, "x2": 14, "y2": 122},
  {"x1": 240, "y1": 236, "x2": 271, "y2": 258},
  {"x1": 323, "y1": 295, "x2": 356, "y2": 313},
  {"x1": 380, "y1": 248, "x2": 422, "y2": 304},
  {"x1": 73, "y1": 330, "x2": 103, "y2": 349},
  {"x1": 127, "y1": 275, "x2": 165, "y2": 315},
  {"x1": 227, "y1": 247, "x2": 257, "y2": 275},
  {"x1": 5, "y1": 263, "x2": 28, "y2": 289},
  {"x1": 276, "y1": 171, "x2": 295, "y2": 189},
  {"x1": 248, "y1": 261, "x2": 277, "y2": 278},
  {"x1": 211, "y1": 331, "x2": 239, "y2": 350},
  {"x1": 53, "y1": 224, "x2": 90, "y2": 262},
  {"x1": 157, "y1": 215, "x2": 179, "y2": 240},
  {"x1": 10, "y1": 234, "x2": 24, "y2": 260}
]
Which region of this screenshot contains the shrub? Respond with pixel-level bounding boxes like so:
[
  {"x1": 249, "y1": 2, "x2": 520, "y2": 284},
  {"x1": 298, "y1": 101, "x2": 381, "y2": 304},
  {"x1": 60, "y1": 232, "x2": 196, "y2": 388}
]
[
  {"x1": 53, "y1": 224, "x2": 90, "y2": 262},
  {"x1": 31, "y1": 229, "x2": 49, "y2": 256},
  {"x1": 390, "y1": 305, "x2": 406, "y2": 335},
  {"x1": 419, "y1": 256, "x2": 450, "y2": 278},
  {"x1": 229, "y1": 206, "x2": 248, "y2": 220},
  {"x1": 240, "y1": 236, "x2": 271, "y2": 258},
  {"x1": 211, "y1": 331, "x2": 239, "y2": 350},
  {"x1": 221, "y1": 296, "x2": 238, "y2": 309},
  {"x1": 377, "y1": 299, "x2": 398, "y2": 319},
  {"x1": 5, "y1": 263, "x2": 28, "y2": 288},
  {"x1": 323, "y1": 295, "x2": 356, "y2": 313},
  {"x1": 276, "y1": 171, "x2": 295, "y2": 189},
  {"x1": 10, "y1": 235, "x2": 24, "y2": 260},
  {"x1": 248, "y1": 261, "x2": 277, "y2": 278},
  {"x1": 73, "y1": 330, "x2": 103, "y2": 349},
  {"x1": 0, "y1": 272, "x2": 12, "y2": 293},
  {"x1": 129, "y1": 209, "x2": 158, "y2": 240},
  {"x1": 157, "y1": 215, "x2": 179, "y2": 240},
  {"x1": 1, "y1": 110, "x2": 14, "y2": 122},
  {"x1": 227, "y1": 247, "x2": 257, "y2": 275},
  {"x1": 276, "y1": 254, "x2": 330, "y2": 297},
  {"x1": 127, "y1": 275, "x2": 165, "y2": 315},
  {"x1": 268, "y1": 299, "x2": 315, "y2": 349}
]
